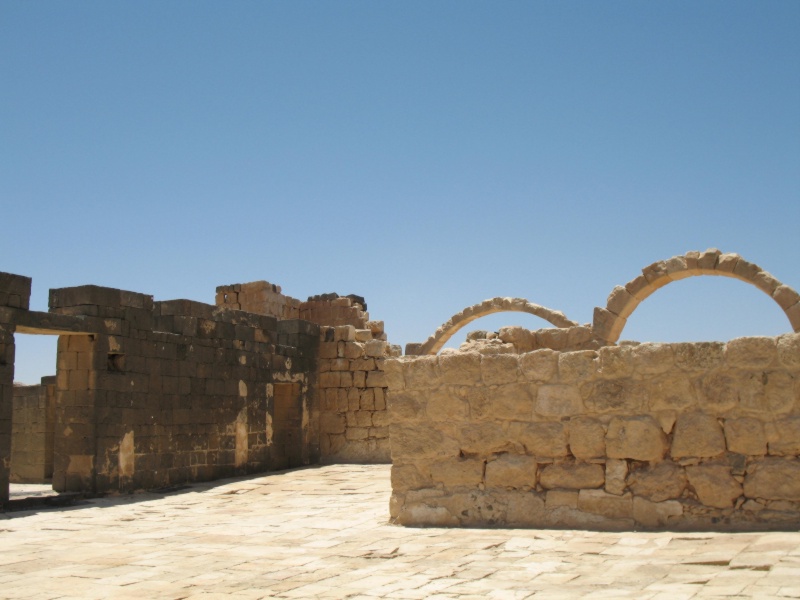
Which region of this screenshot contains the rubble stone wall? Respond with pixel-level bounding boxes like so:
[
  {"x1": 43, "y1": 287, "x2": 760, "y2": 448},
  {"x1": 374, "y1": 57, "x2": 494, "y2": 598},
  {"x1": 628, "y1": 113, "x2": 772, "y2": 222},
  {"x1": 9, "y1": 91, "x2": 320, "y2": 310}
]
[
  {"x1": 10, "y1": 377, "x2": 55, "y2": 482},
  {"x1": 385, "y1": 334, "x2": 800, "y2": 530}
]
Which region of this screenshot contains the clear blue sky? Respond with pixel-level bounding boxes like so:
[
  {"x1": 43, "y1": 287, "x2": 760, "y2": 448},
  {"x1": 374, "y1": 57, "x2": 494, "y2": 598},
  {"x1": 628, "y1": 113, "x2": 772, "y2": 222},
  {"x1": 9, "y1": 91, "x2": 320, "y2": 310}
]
[{"x1": 2, "y1": 1, "x2": 799, "y2": 383}]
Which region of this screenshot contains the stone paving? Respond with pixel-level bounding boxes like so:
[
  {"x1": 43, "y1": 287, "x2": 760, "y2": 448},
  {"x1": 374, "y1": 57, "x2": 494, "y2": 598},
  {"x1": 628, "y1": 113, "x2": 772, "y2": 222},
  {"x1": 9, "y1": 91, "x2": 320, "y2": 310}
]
[{"x1": 2, "y1": 465, "x2": 800, "y2": 599}]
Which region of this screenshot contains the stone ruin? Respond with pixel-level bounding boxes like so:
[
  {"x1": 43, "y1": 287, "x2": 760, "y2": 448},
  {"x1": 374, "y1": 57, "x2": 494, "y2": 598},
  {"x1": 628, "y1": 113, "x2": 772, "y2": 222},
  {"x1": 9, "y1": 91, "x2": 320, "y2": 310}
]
[{"x1": 2, "y1": 249, "x2": 800, "y2": 531}]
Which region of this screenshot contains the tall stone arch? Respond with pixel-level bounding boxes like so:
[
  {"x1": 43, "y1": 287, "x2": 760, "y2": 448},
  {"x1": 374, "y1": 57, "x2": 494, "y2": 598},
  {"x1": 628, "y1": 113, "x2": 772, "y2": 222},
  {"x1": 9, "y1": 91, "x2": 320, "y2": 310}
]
[
  {"x1": 406, "y1": 297, "x2": 578, "y2": 355},
  {"x1": 592, "y1": 249, "x2": 800, "y2": 344}
]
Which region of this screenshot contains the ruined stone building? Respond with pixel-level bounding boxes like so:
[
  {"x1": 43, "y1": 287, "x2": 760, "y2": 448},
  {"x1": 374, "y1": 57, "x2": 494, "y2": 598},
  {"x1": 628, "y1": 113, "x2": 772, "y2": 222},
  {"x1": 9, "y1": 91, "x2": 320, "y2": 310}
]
[{"x1": 2, "y1": 249, "x2": 800, "y2": 530}]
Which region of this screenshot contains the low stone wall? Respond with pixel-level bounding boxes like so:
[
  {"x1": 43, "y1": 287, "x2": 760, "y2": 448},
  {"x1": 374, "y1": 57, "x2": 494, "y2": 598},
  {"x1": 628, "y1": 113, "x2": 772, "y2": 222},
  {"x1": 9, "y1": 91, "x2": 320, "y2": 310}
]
[
  {"x1": 10, "y1": 377, "x2": 55, "y2": 482},
  {"x1": 385, "y1": 334, "x2": 800, "y2": 530}
]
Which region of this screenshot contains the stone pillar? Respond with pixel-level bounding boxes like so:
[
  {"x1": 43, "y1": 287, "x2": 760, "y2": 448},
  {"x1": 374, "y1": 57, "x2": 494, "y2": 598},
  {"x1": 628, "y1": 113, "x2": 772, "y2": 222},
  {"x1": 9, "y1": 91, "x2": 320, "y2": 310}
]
[{"x1": 0, "y1": 272, "x2": 32, "y2": 503}]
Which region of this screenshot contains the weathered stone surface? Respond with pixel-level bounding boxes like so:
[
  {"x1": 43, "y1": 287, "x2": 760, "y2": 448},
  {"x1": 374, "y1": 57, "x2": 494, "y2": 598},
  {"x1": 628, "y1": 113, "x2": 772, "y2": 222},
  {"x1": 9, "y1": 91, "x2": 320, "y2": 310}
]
[
  {"x1": 535, "y1": 384, "x2": 583, "y2": 417},
  {"x1": 698, "y1": 372, "x2": 739, "y2": 412},
  {"x1": 578, "y1": 489, "x2": 633, "y2": 519},
  {"x1": 769, "y1": 417, "x2": 800, "y2": 456},
  {"x1": 438, "y1": 352, "x2": 482, "y2": 385},
  {"x1": 605, "y1": 459, "x2": 628, "y2": 495},
  {"x1": 583, "y1": 379, "x2": 645, "y2": 413},
  {"x1": 686, "y1": 465, "x2": 742, "y2": 509},
  {"x1": 485, "y1": 454, "x2": 538, "y2": 489},
  {"x1": 629, "y1": 343, "x2": 674, "y2": 375},
  {"x1": 648, "y1": 375, "x2": 696, "y2": 411},
  {"x1": 597, "y1": 346, "x2": 633, "y2": 378},
  {"x1": 606, "y1": 415, "x2": 668, "y2": 462},
  {"x1": 481, "y1": 354, "x2": 520, "y2": 385},
  {"x1": 506, "y1": 491, "x2": 546, "y2": 525},
  {"x1": 391, "y1": 463, "x2": 428, "y2": 490},
  {"x1": 627, "y1": 461, "x2": 686, "y2": 502},
  {"x1": 508, "y1": 421, "x2": 569, "y2": 458},
  {"x1": 389, "y1": 423, "x2": 458, "y2": 459},
  {"x1": 386, "y1": 390, "x2": 424, "y2": 421},
  {"x1": 395, "y1": 500, "x2": 459, "y2": 527},
  {"x1": 777, "y1": 334, "x2": 800, "y2": 369},
  {"x1": 558, "y1": 350, "x2": 598, "y2": 383},
  {"x1": 568, "y1": 417, "x2": 605, "y2": 459},
  {"x1": 428, "y1": 458, "x2": 484, "y2": 488},
  {"x1": 459, "y1": 423, "x2": 520, "y2": 456},
  {"x1": 724, "y1": 417, "x2": 767, "y2": 456},
  {"x1": 671, "y1": 412, "x2": 726, "y2": 459},
  {"x1": 539, "y1": 462, "x2": 604, "y2": 490},
  {"x1": 633, "y1": 497, "x2": 683, "y2": 527},
  {"x1": 319, "y1": 412, "x2": 346, "y2": 435},
  {"x1": 403, "y1": 355, "x2": 439, "y2": 389},
  {"x1": 490, "y1": 383, "x2": 534, "y2": 421},
  {"x1": 725, "y1": 336, "x2": 776, "y2": 368},
  {"x1": 674, "y1": 342, "x2": 724, "y2": 371},
  {"x1": 744, "y1": 458, "x2": 800, "y2": 501},
  {"x1": 545, "y1": 489, "x2": 578, "y2": 509},
  {"x1": 519, "y1": 349, "x2": 558, "y2": 382},
  {"x1": 425, "y1": 389, "x2": 468, "y2": 421}
]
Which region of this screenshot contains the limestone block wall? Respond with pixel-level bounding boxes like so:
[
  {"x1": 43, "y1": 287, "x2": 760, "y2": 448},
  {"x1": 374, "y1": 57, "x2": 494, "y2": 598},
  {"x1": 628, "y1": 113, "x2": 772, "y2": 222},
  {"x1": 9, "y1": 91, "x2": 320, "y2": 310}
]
[
  {"x1": 317, "y1": 322, "x2": 398, "y2": 463},
  {"x1": 385, "y1": 334, "x2": 800, "y2": 531},
  {"x1": 49, "y1": 286, "x2": 319, "y2": 494},
  {"x1": 10, "y1": 377, "x2": 56, "y2": 482}
]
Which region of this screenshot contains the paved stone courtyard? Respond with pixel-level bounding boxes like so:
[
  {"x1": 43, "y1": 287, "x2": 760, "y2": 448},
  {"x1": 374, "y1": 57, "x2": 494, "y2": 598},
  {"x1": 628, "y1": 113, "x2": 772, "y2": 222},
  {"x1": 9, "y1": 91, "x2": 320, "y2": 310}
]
[{"x1": 2, "y1": 465, "x2": 800, "y2": 600}]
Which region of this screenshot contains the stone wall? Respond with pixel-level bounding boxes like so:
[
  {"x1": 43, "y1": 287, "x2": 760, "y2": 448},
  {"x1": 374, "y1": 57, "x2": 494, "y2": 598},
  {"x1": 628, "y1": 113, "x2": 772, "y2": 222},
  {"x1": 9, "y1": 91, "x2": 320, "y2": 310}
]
[
  {"x1": 317, "y1": 322, "x2": 398, "y2": 463},
  {"x1": 48, "y1": 286, "x2": 319, "y2": 494},
  {"x1": 10, "y1": 377, "x2": 55, "y2": 482},
  {"x1": 385, "y1": 334, "x2": 800, "y2": 530}
]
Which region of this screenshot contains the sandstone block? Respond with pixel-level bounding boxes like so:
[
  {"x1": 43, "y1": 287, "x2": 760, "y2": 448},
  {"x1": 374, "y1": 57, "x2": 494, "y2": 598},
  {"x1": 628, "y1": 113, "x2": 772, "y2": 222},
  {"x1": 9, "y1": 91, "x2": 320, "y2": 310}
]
[
  {"x1": 459, "y1": 422, "x2": 521, "y2": 456},
  {"x1": 490, "y1": 383, "x2": 534, "y2": 421},
  {"x1": 540, "y1": 461, "x2": 604, "y2": 490},
  {"x1": 583, "y1": 379, "x2": 645, "y2": 413},
  {"x1": 606, "y1": 415, "x2": 667, "y2": 462},
  {"x1": 558, "y1": 350, "x2": 598, "y2": 383},
  {"x1": 389, "y1": 423, "x2": 459, "y2": 459},
  {"x1": 536, "y1": 384, "x2": 583, "y2": 417},
  {"x1": 671, "y1": 412, "x2": 726, "y2": 459},
  {"x1": 355, "y1": 329, "x2": 372, "y2": 342},
  {"x1": 386, "y1": 390, "x2": 423, "y2": 421},
  {"x1": 365, "y1": 340, "x2": 387, "y2": 358},
  {"x1": 777, "y1": 334, "x2": 800, "y2": 369},
  {"x1": 774, "y1": 285, "x2": 800, "y2": 310},
  {"x1": 395, "y1": 501, "x2": 459, "y2": 527},
  {"x1": 598, "y1": 345, "x2": 634, "y2": 378},
  {"x1": 382, "y1": 359, "x2": 405, "y2": 391},
  {"x1": 366, "y1": 371, "x2": 387, "y2": 388},
  {"x1": 686, "y1": 465, "x2": 742, "y2": 509},
  {"x1": 485, "y1": 454, "x2": 538, "y2": 489},
  {"x1": 674, "y1": 342, "x2": 724, "y2": 371},
  {"x1": 630, "y1": 343, "x2": 674, "y2": 375},
  {"x1": 508, "y1": 421, "x2": 569, "y2": 458},
  {"x1": 343, "y1": 342, "x2": 365, "y2": 359},
  {"x1": 568, "y1": 417, "x2": 606, "y2": 459},
  {"x1": 578, "y1": 489, "x2": 633, "y2": 519},
  {"x1": 769, "y1": 417, "x2": 800, "y2": 456},
  {"x1": 403, "y1": 356, "x2": 439, "y2": 389},
  {"x1": 428, "y1": 458, "x2": 484, "y2": 488},
  {"x1": 725, "y1": 336, "x2": 776, "y2": 368},
  {"x1": 648, "y1": 375, "x2": 696, "y2": 411},
  {"x1": 627, "y1": 461, "x2": 686, "y2": 502},
  {"x1": 346, "y1": 427, "x2": 369, "y2": 441},
  {"x1": 506, "y1": 492, "x2": 546, "y2": 526},
  {"x1": 519, "y1": 349, "x2": 558, "y2": 382},
  {"x1": 606, "y1": 286, "x2": 637, "y2": 317},
  {"x1": 546, "y1": 489, "x2": 578, "y2": 509},
  {"x1": 605, "y1": 459, "x2": 628, "y2": 495},
  {"x1": 744, "y1": 458, "x2": 800, "y2": 501},
  {"x1": 425, "y1": 390, "x2": 467, "y2": 421},
  {"x1": 391, "y1": 463, "x2": 429, "y2": 490},
  {"x1": 481, "y1": 354, "x2": 520, "y2": 385},
  {"x1": 633, "y1": 497, "x2": 682, "y2": 528},
  {"x1": 724, "y1": 417, "x2": 766, "y2": 456},
  {"x1": 319, "y1": 412, "x2": 346, "y2": 435},
  {"x1": 698, "y1": 372, "x2": 739, "y2": 412},
  {"x1": 334, "y1": 325, "x2": 356, "y2": 342},
  {"x1": 439, "y1": 352, "x2": 482, "y2": 385}
]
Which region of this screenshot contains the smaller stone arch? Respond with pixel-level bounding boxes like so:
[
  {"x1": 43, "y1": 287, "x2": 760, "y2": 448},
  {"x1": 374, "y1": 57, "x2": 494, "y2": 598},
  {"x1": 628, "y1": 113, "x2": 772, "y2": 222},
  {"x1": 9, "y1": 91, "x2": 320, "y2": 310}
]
[
  {"x1": 406, "y1": 297, "x2": 579, "y2": 355},
  {"x1": 593, "y1": 249, "x2": 800, "y2": 344}
]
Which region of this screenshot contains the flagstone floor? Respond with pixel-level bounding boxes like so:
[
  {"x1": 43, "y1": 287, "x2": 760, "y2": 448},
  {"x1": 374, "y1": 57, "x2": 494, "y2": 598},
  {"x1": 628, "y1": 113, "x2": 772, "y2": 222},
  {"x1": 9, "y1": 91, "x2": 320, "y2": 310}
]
[{"x1": 2, "y1": 464, "x2": 800, "y2": 599}]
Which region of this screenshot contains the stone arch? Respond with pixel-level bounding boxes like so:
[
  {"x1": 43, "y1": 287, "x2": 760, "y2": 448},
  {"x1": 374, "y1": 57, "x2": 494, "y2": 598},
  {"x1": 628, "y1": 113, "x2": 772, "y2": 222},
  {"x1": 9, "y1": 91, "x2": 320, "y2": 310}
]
[
  {"x1": 592, "y1": 249, "x2": 800, "y2": 344},
  {"x1": 407, "y1": 297, "x2": 579, "y2": 355}
]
